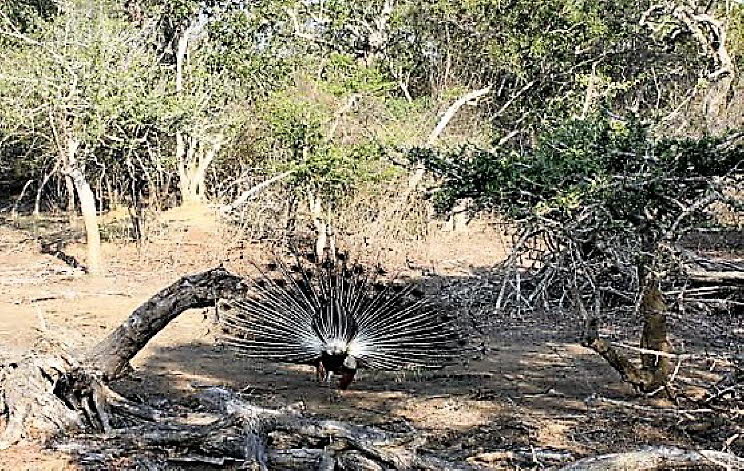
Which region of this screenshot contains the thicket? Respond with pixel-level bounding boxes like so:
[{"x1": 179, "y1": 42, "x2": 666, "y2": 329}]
[{"x1": 0, "y1": 0, "x2": 742, "y2": 274}]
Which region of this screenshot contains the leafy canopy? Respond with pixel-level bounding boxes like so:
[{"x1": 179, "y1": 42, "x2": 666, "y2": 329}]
[{"x1": 418, "y1": 115, "x2": 742, "y2": 240}]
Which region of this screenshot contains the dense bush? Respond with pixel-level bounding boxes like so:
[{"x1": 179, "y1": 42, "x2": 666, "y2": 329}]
[{"x1": 417, "y1": 115, "x2": 743, "y2": 306}]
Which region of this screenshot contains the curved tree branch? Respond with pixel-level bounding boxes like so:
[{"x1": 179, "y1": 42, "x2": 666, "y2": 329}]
[{"x1": 86, "y1": 267, "x2": 246, "y2": 380}]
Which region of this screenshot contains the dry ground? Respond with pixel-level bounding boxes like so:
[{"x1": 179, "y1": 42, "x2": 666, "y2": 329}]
[{"x1": 0, "y1": 209, "x2": 739, "y2": 470}]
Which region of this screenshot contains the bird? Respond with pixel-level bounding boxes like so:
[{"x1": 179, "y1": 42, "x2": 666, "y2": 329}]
[{"x1": 218, "y1": 251, "x2": 461, "y2": 389}]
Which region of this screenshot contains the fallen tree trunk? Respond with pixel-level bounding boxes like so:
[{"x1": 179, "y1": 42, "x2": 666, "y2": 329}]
[
  {"x1": 0, "y1": 267, "x2": 246, "y2": 448},
  {"x1": 0, "y1": 267, "x2": 473, "y2": 469},
  {"x1": 86, "y1": 267, "x2": 246, "y2": 380},
  {"x1": 679, "y1": 248, "x2": 744, "y2": 288},
  {"x1": 688, "y1": 270, "x2": 744, "y2": 284}
]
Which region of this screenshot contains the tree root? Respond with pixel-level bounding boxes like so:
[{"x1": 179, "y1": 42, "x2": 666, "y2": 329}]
[
  {"x1": 49, "y1": 386, "x2": 476, "y2": 469},
  {"x1": 0, "y1": 353, "x2": 86, "y2": 448}
]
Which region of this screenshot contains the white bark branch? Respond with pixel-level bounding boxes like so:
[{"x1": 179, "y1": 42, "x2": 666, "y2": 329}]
[
  {"x1": 560, "y1": 446, "x2": 744, "y2": 471},
  {"x1": 221, "y1": 171, "x2": 294, "y2": 213},
  {"x1": 426, "y1": 86, "x2": 491, "y2": 147},
  {"x1": 389, "y1": 86, "x2": 492, "y2": 218}
]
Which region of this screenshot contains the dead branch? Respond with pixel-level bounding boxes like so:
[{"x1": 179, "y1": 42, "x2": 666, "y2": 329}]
[
  {"x1": 40, "y1": 239, "x2": 88, "y2": 273},
  {"x1": 85, "y1": 267, "x2": 246, "y2": 380},
  {"x1": 467, "y1": 448, "x2": 574, "y2": 467},
  {"x1": 52, "y1": 385, "x2": 468, "y2": 469},
  {"x1": 688, "y1": 270, "x2": 744, "y2": 284},
  {"x1": 559, "y1": 446, "x2": 744, "y2": 470},
  {"x1": 582, "y1": 317, "x2": 655, "y2": 391},
  {"x1": 0, "y1": 268, "x2": 244, "y2": 447}
]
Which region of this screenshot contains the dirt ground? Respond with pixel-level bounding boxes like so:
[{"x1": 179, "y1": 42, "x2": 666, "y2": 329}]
[{"x1": 0, "y1": 210, "x2": 739, "y2": 470}]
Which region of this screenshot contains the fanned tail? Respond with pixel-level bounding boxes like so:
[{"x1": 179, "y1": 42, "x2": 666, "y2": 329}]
[{"x1": 218, "y1": 251, "x2": 463, "y2": 370}]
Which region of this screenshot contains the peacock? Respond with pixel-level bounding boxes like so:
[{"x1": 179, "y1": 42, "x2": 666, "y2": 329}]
[{"x1": 218, "y1": 252, "x2": 462, "y2": 389}]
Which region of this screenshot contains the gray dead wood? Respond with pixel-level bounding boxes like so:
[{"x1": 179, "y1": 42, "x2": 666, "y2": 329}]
[
  {"x1": 86, "y1": 267, "x2": 247, "y2": 380},
  {"x1": 0, "y1": 268, "x2": 244, "y2": 447},
  {"x1": 558, "y1": 446, "x2": 744, "y2": 470},
  {"x1": 680, "y1": 248, "x2": 744, "y2": 287},
  {"x1": 52, "y1": 386, "x2": 463, "y2": 469},
  {"x1": 688, "y1": 270, "x2": 744, "y2": 284}
]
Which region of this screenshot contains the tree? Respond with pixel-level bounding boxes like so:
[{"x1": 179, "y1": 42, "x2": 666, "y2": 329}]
[
  {"x1": 136, "y1": 0, "x2": 295, "y2": 205},
  {"x1": 641, "y1": 1, "x2": 741, "y2": 133},
  {"x1": 0, "y1": 0, "x2": 165, "y2": 272},
  {"x1": 246, "y1": 75, "x2": 397, "y2": 254},
  {"x1": 418, "y1": 114, "x2": 743, "y2": 393}
]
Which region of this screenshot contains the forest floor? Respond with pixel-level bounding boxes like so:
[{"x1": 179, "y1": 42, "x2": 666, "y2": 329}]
[{"x1": 0, "y1": 208, "x2": 741, "y2": 470}]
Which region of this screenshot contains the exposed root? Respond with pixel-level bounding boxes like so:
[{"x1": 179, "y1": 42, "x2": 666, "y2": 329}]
[
  {"x1": 51, "y1": 387, "x2": 475, "y2": 469},
  {"x1": 0, "y1": 354, "x2": 87, "y2": 448}
]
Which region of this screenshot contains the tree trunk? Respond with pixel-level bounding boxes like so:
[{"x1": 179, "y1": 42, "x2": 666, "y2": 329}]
[
  {"x1": 639, "y1": 287, "x2": 672, "y2": 391},
  {"x1": 174, "y1": 19, "x2": 220, "y2": 207},
  {"x1": 71, "y1": 173, "x2": 101, "y2": 274},
  {"x1": 581, "y1": 284, "x2": 673, "y2": 394},
  {"x1": 559, "y1": 446, "x2": 744, "y2": 471},
  {"x1": 33, "y1": 178, "x2": 46, "y2": 216},
  {"x1": 309, "y1": 191, "x2": 328, "y2": 258},
  {"x1": 64, "y1": 174, "x2": 76, "y2": 215},
  {"x1": 177, "y1": 134, "x2": 223, "y2": 206},
  {"x1": 0, "y1": 268, "x2": 245, "y2": 448},
  {"x1": 64, "y1": 138, "x2": 102, "y2": 275},
  {"x1": 176, "y1": 133, "x2": 196, "y2": 204}
]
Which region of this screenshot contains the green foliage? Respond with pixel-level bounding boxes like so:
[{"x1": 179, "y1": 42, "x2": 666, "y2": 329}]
[
  {"x1": 384, "y1": 0, "x2": 705, "y2": 134},
  {"x1": 0, "y1": 4, "x2": 165, "y2": 145},
  {"x1": 0, "y1": 0, "x2": 178, "y2": 210},
  {"x1": 203, "y1": 6, "x2": 296, "y2": 97},
  {"x1": 420, "y1": 114, "x2": 742, "y2": 308},
  {"x1": 294, "y1": 142, "x2": 393, "y2": 200},
  {"x1": 259, "y1": 93, "x2": 328, "y2": 155},
  {"x1": 420, "y1": 115, "x2": 742, "y2": 240},
  {"x1": 0, "y1": 0, "x2": 59, "y2": 35},
  {"x1": 320, "y1": 53, "x2": 395, "y2": 96},
  {"x1": 255, "y1": 90, "x2": 395, "y2": 202},
  {"x1": 728, "y1": 4, "x2": 744, "y2": 66},
  {"x1": 2, "y1": 0, "x2": 737, "y2": 218}
]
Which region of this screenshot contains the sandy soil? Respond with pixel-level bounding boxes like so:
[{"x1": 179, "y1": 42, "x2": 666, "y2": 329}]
[{"x1": 0, "y1": 211, "x2": 738, "y2": 470}]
